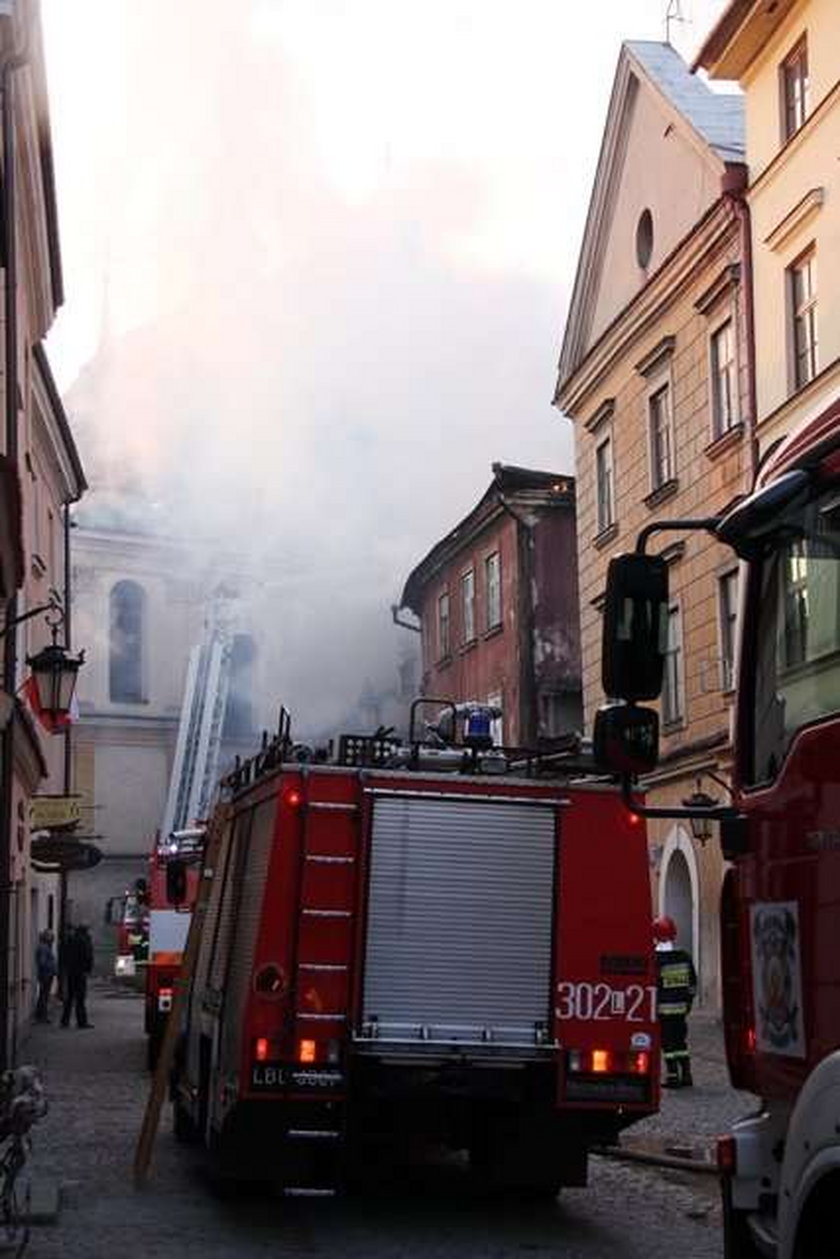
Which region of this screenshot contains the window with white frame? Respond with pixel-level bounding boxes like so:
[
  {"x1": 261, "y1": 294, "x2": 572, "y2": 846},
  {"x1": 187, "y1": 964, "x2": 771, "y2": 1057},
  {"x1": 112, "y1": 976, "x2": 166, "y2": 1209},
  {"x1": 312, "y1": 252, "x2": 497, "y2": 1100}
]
[
  {"x1": 662, "y1": 603, "x2": 684, "y2": 726},
  {"x1": 487, "y1": 692, "x2": 503, "y2": 745},
  {"x1": 461, "y1": 568, "x2": 475, "y2": 643},
  {"x1": 648, "y1": 382, "x2": 674, "y2": 489},
  {"x1": 710, "y1": 319, "x2": 737, "y2": 438},
  {"x1": 781, "y1": 36, "x2": 809, "y2": 142},
  {"x1": 595, "y1": 434, "x2": 614, "y2": 533},
  {"x1": 790, "y1": 248, "x2": 818, "y2": 391},
  {"x1": 719, "y1": 569, "x2": 739, "y2": 691},
  {"x1": 485, "y1": 552, "x2": 501, "y2": 630},
  {"x1": 437, "y1": 589, "x2": 450, "y2": 660}
]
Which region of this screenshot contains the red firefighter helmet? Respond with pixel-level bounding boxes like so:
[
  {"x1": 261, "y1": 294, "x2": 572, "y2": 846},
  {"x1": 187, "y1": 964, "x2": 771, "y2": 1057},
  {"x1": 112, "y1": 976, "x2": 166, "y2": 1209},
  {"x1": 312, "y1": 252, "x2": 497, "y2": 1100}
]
[{"x1": 652, "y1": 915, "x2": 677, "y2": 943}]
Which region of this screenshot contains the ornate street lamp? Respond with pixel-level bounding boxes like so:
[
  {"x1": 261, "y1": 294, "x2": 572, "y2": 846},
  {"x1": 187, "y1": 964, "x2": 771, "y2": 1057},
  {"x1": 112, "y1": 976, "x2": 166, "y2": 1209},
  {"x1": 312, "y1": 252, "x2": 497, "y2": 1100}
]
[
  {"x1": 682, "y1": 777, "x2": 718, "y2": 845},
  {"x1": 26, "y1": 636, "x2": 84, "y2": 722}
]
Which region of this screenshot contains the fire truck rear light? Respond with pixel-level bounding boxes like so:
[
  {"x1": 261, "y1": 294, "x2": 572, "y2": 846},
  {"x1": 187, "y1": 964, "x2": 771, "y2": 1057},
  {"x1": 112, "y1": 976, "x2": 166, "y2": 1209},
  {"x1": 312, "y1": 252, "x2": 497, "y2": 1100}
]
[
  {"x1": 717, "y1": 1135, "x2": 736, "y2": 1174},
  {"x1": 631, "y1": 1051, "x2": 651, "y2": 1075},
  {"x1": 283, "y1": 788, "x2": 304, "y2": 810},
  {"x1": 326, "y1": 1039, "x2": 340, "y2": 1064},
  {"x1": 591, "y1": 1049, "x2": 611, "y2": 1074},
  {"x1": 745, "y1": 1026, "x2": 756, "y2": 1054},
  {"x1": 298, "y1": 1039, "x2": 317, "y2": 1064},
  {"x1": 255, "y1": 1037, "x2": 270, "y2": 1062}
]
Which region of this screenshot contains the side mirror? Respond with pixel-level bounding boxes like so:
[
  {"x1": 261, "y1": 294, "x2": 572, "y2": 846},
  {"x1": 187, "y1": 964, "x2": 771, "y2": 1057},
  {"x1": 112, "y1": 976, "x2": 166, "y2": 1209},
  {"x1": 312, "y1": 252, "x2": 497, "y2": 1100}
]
[
  {"x1": 602, "y1": 553, "x2": 669, "y2": 701},
  {"x1": 593, "y1": 703, "x2": 659, "y2": 776},
  {"x1": 166, "y1": 859, "x2": 188, "y2": 906}
]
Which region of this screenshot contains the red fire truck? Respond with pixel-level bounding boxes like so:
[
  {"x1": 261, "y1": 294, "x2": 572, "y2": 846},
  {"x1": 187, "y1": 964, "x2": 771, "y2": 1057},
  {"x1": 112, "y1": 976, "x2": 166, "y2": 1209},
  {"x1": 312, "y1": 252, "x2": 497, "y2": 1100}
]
[
  {"x1": 106, "y1": 880, "x2": 149, "y2": 980},
  {"x1": 170, "y1": 700, "x2": 659, "y2": 1196},
  {"x1": 145, "y1": 828, "x2": 205, "y2": 1069},
  {"x1": 594, "y1": 399, "x2": 840, "y2": 1258}
]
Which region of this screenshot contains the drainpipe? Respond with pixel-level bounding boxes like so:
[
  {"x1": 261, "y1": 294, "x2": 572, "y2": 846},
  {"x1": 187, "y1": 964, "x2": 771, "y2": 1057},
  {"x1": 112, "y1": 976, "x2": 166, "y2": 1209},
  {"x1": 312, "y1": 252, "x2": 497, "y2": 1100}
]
[
  {"x1": 722, "y1": 165, "x2": 759, "y2": 485},
  {"x1": 0, "y1": 11, "x2": 31, "y2": 1073}
]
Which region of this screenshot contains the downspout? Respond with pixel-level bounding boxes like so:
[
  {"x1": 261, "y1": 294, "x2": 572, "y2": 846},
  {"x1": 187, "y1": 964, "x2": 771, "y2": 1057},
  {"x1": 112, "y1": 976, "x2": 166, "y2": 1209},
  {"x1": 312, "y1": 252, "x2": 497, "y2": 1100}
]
[
  {"x1": 495, "y1": 491, "x2": 536, "y2": 747},
  {"x1": 0, "y1": 14, "x2": 31, "y2": 1073},
  {"x1": 722, "y1": 165, "x2": 759, "y2": 484}
]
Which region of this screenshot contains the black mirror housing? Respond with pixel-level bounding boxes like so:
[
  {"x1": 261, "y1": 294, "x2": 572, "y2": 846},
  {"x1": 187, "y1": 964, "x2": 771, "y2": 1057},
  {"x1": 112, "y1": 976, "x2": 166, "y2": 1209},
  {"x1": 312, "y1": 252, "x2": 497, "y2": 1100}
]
[
  {"x1": 593, "y1": 703, "x2": 659, "y2": 776},
  {"x1": 601, "y1": 553, "x2": 669, "y2": 701}
]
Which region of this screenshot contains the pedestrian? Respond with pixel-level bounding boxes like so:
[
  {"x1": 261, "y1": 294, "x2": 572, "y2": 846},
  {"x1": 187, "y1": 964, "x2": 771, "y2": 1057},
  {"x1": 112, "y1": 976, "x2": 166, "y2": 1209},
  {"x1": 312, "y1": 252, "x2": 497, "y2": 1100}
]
[
  {"x1": 653, "y1": 914, "x2": 697, "y2": 1088},
  {"x1": 60, "y1": 923, "x2": 94, "y2": 1029},
  {"x1": 34, "y1": 929, "x2": 57, "y2": 1023}
]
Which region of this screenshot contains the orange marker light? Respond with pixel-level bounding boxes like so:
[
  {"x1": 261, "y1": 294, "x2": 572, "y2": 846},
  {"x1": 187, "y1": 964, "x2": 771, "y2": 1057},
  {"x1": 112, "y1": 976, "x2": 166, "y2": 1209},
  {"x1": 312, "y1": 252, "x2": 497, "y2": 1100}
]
[
  {"x1": 298, "y1": 1039, "x2": 317, "y2": 1064},
  {"x1": 591, "y1": 1049, "x2": 611, "y2": 1073}
]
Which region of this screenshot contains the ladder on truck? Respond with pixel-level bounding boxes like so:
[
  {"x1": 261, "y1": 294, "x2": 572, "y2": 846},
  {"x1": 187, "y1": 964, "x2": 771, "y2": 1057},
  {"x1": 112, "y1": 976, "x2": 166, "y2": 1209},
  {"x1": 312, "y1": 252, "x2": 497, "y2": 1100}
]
[
  {"x1": 161, "y1": 607, "x2": 233, "y2": 838},
  {"x1": 282, "y1": 775, "x2": 362, "y2": 1196}
]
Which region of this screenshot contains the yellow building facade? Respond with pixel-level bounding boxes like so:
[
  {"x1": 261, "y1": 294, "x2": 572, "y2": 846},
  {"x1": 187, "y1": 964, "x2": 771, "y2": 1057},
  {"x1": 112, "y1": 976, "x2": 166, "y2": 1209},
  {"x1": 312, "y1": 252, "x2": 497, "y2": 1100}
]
[
  {"x1": 697, "y1": 0, "x2": 840, "y2": 454},
  {"x1": 555, "y1": 42, "x2": 755, "y2": 1006}
]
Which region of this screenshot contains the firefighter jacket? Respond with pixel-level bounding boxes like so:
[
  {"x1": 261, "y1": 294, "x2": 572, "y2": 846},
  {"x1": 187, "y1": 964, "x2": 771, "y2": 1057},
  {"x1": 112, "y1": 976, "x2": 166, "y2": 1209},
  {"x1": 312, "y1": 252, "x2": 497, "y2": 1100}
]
[{"x1": 655, "y1": 946, "x2": 697, "y2": 1018}]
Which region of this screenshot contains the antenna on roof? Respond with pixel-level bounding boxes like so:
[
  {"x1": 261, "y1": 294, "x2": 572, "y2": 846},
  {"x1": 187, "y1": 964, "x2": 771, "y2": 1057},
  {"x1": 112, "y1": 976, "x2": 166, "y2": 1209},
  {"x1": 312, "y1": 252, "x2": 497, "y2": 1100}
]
[{"x1": 664, "y1": 0, "x2": 685, "y2": 45}]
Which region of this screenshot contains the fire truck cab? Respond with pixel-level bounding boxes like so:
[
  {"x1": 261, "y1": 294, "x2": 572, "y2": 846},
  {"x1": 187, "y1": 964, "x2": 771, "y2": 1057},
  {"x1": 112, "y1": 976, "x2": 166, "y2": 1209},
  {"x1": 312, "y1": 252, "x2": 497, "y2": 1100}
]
[
  {"x1": 171, "y1": 701, "x2": 659, "y2": 1197},
  {"x1": 595, "y1": 400, "x2": 840, "y2": 1258}
]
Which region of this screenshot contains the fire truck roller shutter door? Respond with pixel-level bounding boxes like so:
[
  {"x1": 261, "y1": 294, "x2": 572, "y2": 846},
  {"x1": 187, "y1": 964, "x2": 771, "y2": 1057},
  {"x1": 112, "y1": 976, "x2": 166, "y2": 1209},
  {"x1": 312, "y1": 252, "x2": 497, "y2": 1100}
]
[{"x1": 363, "y1": 794, "x2": 556, "y2": 1044}]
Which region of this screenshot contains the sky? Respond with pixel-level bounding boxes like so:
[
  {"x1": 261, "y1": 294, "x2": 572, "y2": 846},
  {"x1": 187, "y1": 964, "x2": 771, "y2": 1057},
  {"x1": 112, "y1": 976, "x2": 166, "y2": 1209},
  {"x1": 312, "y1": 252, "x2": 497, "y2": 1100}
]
[{"x1": 39, "y1": 0, "x2": 732, "y2": 735}]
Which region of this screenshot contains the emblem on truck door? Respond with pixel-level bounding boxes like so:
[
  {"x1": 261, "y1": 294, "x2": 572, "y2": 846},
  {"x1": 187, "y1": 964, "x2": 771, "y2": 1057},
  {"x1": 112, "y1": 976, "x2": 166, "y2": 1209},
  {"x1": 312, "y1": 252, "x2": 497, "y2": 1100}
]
[{"x1": 750, "y1": 901, "x2": 805, "y2": 1058}]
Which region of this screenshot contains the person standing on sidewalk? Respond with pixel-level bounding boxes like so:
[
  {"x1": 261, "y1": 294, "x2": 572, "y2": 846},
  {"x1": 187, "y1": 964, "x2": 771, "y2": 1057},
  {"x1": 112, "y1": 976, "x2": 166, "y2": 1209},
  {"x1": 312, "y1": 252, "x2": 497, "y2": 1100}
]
[
  {"x1": 60, "y1": 923, "x2": 94, "y2": 1029},
  {"x1": 653, "y1": 915, "x2": 697, "y2": 1088},
  {"x1": 34, "y1": 929, "x2": 57, "y2": 1023}
]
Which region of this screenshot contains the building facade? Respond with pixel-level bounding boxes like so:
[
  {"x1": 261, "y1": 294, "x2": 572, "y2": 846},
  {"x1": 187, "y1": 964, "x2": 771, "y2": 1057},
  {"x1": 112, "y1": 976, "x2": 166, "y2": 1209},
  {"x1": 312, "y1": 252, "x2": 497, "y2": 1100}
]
[
  {"x1": 554, "y1": 42, "x2": 754, "y2": 1006},
  {"x1": 696, "y1": 0, "x2": 840, "y2": 456},
  {"x1": 0, "y1": 2, "x2": 88, "y2": 1066},
  {"x1": 398, "y1": 465, "x2": 582, "y2": 749},
  {"x1": 70, "y1": 522, "x2": 271, "y2": 969}
]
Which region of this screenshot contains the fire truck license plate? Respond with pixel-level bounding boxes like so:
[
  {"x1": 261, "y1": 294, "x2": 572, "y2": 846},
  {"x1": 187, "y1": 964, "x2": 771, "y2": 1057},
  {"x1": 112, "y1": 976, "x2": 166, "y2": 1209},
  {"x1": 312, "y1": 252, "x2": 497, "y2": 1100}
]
[{"x1": 555, "y1": 981, "x2": 657, "y2": 1022}]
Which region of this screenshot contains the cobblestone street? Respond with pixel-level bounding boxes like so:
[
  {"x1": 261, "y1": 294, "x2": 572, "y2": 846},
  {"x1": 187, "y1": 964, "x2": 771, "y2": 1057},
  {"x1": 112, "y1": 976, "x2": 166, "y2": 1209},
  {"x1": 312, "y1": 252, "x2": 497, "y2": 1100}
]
[{"x1": 10, "y1": 982, "x2": 758, "y2": 1258}]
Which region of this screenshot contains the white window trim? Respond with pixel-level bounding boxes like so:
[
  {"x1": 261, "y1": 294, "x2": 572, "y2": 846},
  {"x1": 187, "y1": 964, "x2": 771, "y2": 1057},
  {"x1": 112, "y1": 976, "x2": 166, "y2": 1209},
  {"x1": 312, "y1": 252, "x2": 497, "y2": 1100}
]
[
  {"x1": 594, "y1": 429, "x2": 615, "y2": 535},
  {"x1": 485, "y1": 551, "x2": 502, "y2": 631},
  {"x1": 708, "y1": 313, "x2": 740, "y2": 441},
  {"x1": 787, "y1": 244, "x2": 818, "y2": 394},
  {"x1": 645, "y1": 367, "x2": 675, "y2": 493},
  {"x1": 437, "y1": 588, "x2": 450, "y2": 660},
  {"x1": 461, "y1": 567, "x2": 475, "y2": 644}
]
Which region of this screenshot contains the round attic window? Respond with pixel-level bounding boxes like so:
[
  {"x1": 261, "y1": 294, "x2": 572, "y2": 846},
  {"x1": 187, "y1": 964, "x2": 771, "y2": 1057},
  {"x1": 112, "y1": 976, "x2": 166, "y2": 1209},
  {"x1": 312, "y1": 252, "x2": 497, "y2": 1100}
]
[{"x1": 636, "y1": 209, "x2": 654, "y2": 269}]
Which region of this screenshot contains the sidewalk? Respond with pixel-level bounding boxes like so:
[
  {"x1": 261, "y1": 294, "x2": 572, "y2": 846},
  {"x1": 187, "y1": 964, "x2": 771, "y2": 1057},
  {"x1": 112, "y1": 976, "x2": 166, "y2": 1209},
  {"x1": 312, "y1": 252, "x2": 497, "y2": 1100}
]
[{"x1": 606, "y1": 1007, "x2": 760, "y2": 1173}]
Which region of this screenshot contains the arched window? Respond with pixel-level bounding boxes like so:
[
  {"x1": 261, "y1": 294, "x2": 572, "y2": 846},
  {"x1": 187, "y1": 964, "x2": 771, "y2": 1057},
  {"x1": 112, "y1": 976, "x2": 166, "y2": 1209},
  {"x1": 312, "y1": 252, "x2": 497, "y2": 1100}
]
[{"x1": 109, "y1": 580, "x2": 146, "y2": 703}]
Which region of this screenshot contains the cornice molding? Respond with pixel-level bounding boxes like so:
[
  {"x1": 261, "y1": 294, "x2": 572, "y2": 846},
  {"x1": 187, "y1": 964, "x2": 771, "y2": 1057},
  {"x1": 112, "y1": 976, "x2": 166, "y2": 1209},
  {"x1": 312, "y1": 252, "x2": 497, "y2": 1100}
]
[
  {"x1": 585, "y1": 397, "x2": 615, "y2": 434},
  {"x1": 764, "y1": 187, "x2": 824, "y2": 253},
  {"x1": 694, "y1": 262, "x2": 741, "y2": 314}
]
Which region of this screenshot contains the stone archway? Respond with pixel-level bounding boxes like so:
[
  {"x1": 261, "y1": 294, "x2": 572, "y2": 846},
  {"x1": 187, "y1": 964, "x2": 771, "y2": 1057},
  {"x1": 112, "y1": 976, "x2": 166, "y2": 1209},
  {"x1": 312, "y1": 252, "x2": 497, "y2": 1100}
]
[{"x1": 659, "y1": 826, "x2": 700, "y2": 998}]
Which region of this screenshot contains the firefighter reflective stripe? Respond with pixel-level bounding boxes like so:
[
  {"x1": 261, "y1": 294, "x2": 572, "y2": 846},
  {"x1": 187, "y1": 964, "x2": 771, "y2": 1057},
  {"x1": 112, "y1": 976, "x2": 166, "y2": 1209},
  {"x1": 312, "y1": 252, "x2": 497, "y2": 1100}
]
[
  {"x1": 655, "y1": 947, "x2": 697, "y2": 1017},
  {"x1": 661, "y1": 964, "x2": 693, "y2": 988}
]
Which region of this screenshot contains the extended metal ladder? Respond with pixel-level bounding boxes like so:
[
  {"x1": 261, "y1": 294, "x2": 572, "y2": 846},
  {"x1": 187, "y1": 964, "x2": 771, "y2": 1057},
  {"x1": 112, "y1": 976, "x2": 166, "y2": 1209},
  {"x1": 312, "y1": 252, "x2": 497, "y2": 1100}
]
[
  {"x1": 282, "y1": 775, "x2": 362, "y2": 1196},
  {"x1": 161, "y1": 603, "x2": 233, "y2": 838}
]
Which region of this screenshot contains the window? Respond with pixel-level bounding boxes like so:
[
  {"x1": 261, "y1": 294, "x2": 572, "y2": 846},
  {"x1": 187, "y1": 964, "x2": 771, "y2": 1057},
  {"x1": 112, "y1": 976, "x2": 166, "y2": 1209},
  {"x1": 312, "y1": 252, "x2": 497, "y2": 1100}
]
[
  {"x1": 636, "y1": 209, "x2": 653, "y2": 269},
  {"x1": 750, "y1": 490, "x2": 840, "y2": 784},
  {"x1": 781, "y1": 37, "x2": 809, "y2": 142},
  {"x1": 461, "y1": 568, "x2": 475, "y2": 643},
  {"x1": 595, "y1": 435, "x2": 614, "y2": 533},
  {"x1": 719, "y1": 569, "x2": 739, "y2": 691},
  {"x1": 648, "y1": 383, "x2": 674, "y2": 489},
  {"x1": 487, "y1": 692, "x2": 503, "y2": 745},
  {"x1": 662, "y1": 604, "x2": 684, "y2": 726},
  {"x1": 437, "y1": 590, "x2": 450, "y2": 660},
  {"x1": 790, "y1": 249, "x2": 818, "y2": 390},
  {"x1": 109, "y1": 580, "x2": 146, "y2": 703},
  {"x1": 485, "y1": 552, "x2": 501, "y2": 630},
  {"x1": 710, "y1": 320, "x2": 737, "y2": 438}
]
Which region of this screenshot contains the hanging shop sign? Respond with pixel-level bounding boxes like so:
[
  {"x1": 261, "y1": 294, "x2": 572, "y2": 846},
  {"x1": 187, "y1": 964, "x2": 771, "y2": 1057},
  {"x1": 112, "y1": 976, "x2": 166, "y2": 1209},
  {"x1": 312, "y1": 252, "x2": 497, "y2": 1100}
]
[
  {"x1": 29, "y1": 794, "x2": 82, "y2": 831},
  {"x1": 30, "y1": 836, "x2": 102, "y2": 872}
]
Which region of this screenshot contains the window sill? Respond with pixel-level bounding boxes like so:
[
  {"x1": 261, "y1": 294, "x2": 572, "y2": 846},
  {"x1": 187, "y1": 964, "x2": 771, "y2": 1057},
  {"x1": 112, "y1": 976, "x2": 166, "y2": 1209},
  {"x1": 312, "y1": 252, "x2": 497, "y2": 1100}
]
[
  {"x1": 705, "y1": 423, "x2": 744, "y2": 461},
  {"x1": 30, "y1": 553, "x2": 47, "y2": 578},
  {"x1": 459, "y1": 638, "x2": 478, "y2": 655},
  {"x1": 483, "y1": 624, "x2": 503, "y2": 641},
  {"x1": 592, "y1": 522, "x2": 619, "y2": 551},
  {"x1": 643, "y1": 479, "x2": 679, "y2": 510},
  {"x1": 662, "y1": 717, "x2": 686, "y2": 736},
  {"x1": 435, "y1": 655, "x2": 452, "y2": 670}
]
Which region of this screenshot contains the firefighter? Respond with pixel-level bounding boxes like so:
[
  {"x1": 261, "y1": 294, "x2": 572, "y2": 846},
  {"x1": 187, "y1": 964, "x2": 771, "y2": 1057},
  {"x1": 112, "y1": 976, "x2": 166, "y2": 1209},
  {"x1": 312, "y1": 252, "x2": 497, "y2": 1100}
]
[{"x1": 653, "y1": 915, "x2": 697, "y2": 1088}]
